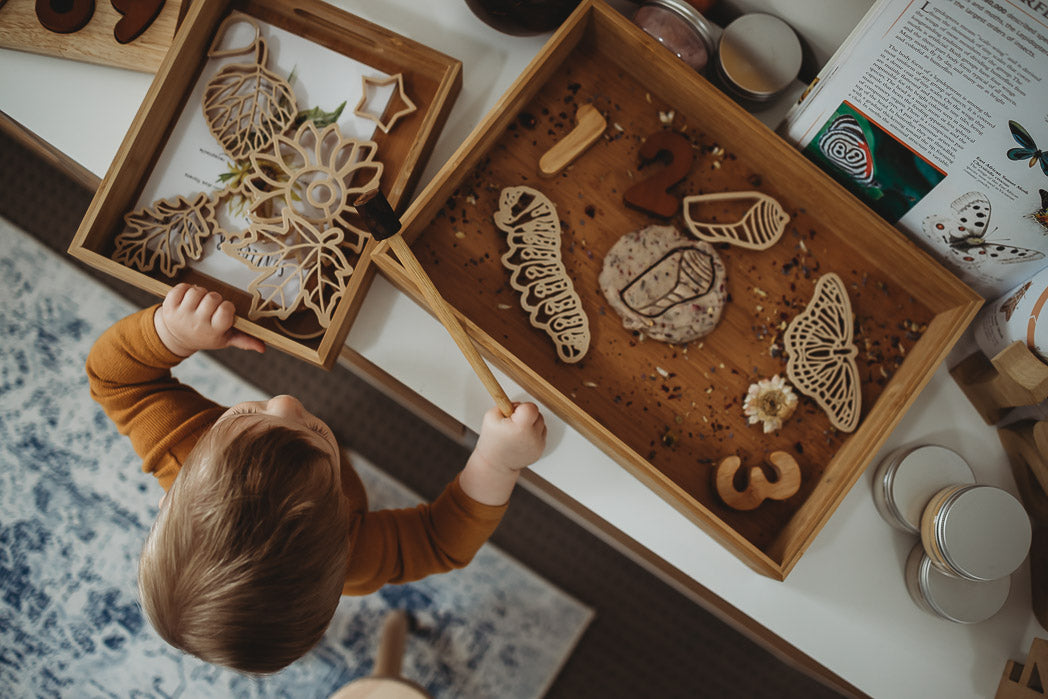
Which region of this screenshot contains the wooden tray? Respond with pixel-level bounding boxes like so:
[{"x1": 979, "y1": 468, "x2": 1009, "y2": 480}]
[
  {"x1": 373, "y1": 0, "x2": 982, "y2": 579},
  {"x1": 0, "y1": 0, "x2": 185, "y2": 73},
  {"x1": 68, "y1": 0, "x2": 460, "y2": 368}
]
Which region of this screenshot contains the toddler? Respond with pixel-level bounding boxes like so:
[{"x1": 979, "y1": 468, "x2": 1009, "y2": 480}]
[{"x1": 87, "y1": 283, "x2": 546, "y2": 674}]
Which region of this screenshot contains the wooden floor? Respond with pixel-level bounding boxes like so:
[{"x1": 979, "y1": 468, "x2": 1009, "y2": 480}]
[{"x1": 0, "y1": 123, "x2": 852, "y2": 699}]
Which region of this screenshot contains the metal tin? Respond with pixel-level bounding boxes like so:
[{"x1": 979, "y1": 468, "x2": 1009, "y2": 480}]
[
  {"x1": 904, "y1": 542, "x2": 1010, "y2": 623},
  {"x1": 871, "y1": 444, "x2": 976, "y2": 533},
  {"x1": 632, "y1": 0, "x2": 718, "y2": 74},
  {"x1": 920, "y1": 484, "x2": 1032, "y2": 581},
  {"x1": 714, "y1": 13, "x2": 802, "y2": 103}
]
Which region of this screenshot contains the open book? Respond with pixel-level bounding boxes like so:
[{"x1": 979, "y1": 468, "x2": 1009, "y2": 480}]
[{"x1": 779, "y1": 0, "x2": 1048, "y2": 299}]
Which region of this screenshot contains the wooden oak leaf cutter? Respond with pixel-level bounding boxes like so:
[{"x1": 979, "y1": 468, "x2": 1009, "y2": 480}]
[
  {"x1": 715, "y1": 451, "x2": 801, "y2": 511},
  {"x1": 114, "y1": 192, "x2": 219, "y2": 277}
]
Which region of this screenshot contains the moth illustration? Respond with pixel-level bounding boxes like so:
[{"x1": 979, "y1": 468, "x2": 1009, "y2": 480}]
[
  {"x1": 494, "y1": 186, "x2": 590, "y2": 364},
  {"x1": 1032, "y1": 189, "x2": 1048, "y2": 234},
  {"x1": 1001, "y1": 282, "x2": 1032, "y2": 322},
  {"x1": 783, "y1": 273, "x2": 861, "y2": 433},
  {"x1": 818, "y1": 114, "x2": 874, "y2": 186},
  {"x1": 923, "y1": 191, "x2": 1044, "y2": 265},
  {"x1": 1007, "y1": 121, "x2": 1048, "y2": 177}
]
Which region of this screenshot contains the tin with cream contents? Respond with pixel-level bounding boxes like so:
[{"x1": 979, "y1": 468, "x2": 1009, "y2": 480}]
[
  {"x1": 871, "y1": 444, "x2": 976, "y2": 534},
  {"x1": 714, "y1": 13, "x2": 802, "y2": 104},
  {"x1": 904, "y1": 543, "x2": 1010, "y2": 624},
  {"x1": 920, "y1": 484, "x2": 1032, "y2": 581}
]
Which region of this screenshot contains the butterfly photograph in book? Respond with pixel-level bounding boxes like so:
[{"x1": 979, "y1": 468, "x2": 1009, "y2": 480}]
[
  {"x1": 803, "y1": 101, "x2": 945, "y2": 223},
  {"x1": 1007, "y1": 120, "x2": 1048, "y2": 178},
  {"x1": 922, "y1": 190, "x2": 1044, "y2": 273}
]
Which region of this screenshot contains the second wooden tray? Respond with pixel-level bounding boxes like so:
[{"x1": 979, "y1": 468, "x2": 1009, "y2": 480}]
[{"x1": 374, "y1": 0, "x2": 981, "y2": 579}]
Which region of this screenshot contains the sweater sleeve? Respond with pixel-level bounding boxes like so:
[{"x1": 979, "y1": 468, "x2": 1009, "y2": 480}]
[
  {"x1": 341, "y1": 474, "x2": 508, "y2": 595},
  {"x1": 85, "y1": 305, "x2": 226, "y2": 491}
]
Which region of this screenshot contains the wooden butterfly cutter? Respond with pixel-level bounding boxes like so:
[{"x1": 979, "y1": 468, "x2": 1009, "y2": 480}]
[{"x1": 356, "y1": 190, "x2": 515, "y2": 417}]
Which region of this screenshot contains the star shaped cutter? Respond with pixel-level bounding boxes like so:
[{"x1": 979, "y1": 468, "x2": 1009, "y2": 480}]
[{"x1": 354, "y1": 73, "x2": 417, "y2": 134}]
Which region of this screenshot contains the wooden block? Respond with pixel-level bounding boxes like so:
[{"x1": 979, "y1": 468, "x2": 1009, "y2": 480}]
[
  {"x1": 951, "y1": 341, "x2": 1048, "y2": 425},
  {"x1": 999, "y1": 420, "x2": 1048, "y2": 519},
  {"x1": 0, "y1": 0, "x2": 183, "y2": 73},
  {"x1": 995, "y1": 637, "x2": 1048, "y2": 698}
]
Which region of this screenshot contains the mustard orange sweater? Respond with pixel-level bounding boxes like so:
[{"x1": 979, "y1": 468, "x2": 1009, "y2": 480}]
[{"x1": 86, "y1": 306, "x2": 507, "y2": 594}]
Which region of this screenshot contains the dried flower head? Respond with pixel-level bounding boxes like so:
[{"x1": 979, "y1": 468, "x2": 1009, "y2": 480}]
[{"x1": 743, "y1": 375, "x2": 798, "y2": 434}]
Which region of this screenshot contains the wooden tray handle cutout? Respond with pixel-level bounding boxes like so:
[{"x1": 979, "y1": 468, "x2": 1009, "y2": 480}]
[
  {"x1": 207, "y1": 12, "x2": 262, "y2": 58},
  {"x1": 715, "y1": 451, "x2": 801, "y2": 511},
  {"x1": 623, "y1": 130, "x2": 694, "y2": 218},
  {"x1": 539, "y1": 103, "x2": 606, "y2": 177}
]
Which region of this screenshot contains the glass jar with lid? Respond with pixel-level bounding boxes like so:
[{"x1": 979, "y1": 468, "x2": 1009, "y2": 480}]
[{"x1": 631, "y1": 0, "x2": 719, "y2": 74}]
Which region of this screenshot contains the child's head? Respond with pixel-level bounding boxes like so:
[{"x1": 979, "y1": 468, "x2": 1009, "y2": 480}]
[{"x1": 138, "y1": 395, "x2": 350, "y2": 674}]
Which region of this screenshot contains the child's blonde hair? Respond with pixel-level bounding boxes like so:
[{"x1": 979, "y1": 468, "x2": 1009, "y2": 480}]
[{"x1": 138, "y1": 422, "x2": 350, "y2": 673}]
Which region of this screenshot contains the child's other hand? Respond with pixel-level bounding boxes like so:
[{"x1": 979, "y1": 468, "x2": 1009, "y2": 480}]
[
  {"x1": 474, "y1": 402, "x2": 547, "y2": 473},
  {"x1": 154, "y1": 283, "x2": 265, "y2": 357}
]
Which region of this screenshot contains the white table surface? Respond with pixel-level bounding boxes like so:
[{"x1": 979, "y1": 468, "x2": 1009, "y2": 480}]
[{"x1": 1, "y1": 1, "x2": 1041, "y2": 696}]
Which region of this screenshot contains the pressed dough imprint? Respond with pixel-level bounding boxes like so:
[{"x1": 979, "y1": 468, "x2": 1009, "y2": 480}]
[
  {"x1": 493, "y1": 186, "x2": 590, "y2": 364},
  {"x1": 783, "y1": 272, "x2": 862, "y2": 432},
  {"x1": 682, "y1": 191, "x2": 790, "y2": 250},
  {"x1": 599, "y1": 225, "x2": 727, "y2": 344}
]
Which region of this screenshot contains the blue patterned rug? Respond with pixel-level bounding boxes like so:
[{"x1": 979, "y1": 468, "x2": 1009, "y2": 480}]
[{"x1": 0, "y1": 217, "x2": 592, "y2": 698}]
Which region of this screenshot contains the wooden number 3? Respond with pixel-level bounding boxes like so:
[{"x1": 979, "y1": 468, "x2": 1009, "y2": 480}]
[
  {"x1": 35, "y1": 0, "x2": 165, "y2": 42},
  {"x1": 714, "y1": 451, "x2": 802, "y2": 511}
]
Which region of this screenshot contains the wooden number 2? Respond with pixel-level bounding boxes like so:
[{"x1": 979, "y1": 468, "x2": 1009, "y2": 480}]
[
  {"x1": 623, "y1": 130, "x2": 694, "y2": 218},
  {"x1": 36, "y1": 0, "x2": 96, "y2": 33},
  {"x1": 111, "y1": 0, "x2": 166, "y2": 43},
  {"x1": 714, "y1": 451, "x2": 802, "y2": 511}
]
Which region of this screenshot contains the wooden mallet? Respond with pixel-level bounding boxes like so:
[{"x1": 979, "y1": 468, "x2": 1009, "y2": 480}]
[{"x1": 356, "y1": 189, "x2": 514, "y2": 417}]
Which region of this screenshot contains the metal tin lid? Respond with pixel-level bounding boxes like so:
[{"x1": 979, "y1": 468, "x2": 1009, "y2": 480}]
[
  {"x1": 874, "y1": 445, "x2": 975, "y2": 533},
  {"x1": 905, "y1": 543, "x2": 1010, "y2": 623},
  {"x1": 646, "y1": 0, "x2": 718, "y2": 58},
  {"x1": 936, "y1": 485, "x2": 1032, "y2": 581},
  {"x1": 716, "y1": 13, "x2": 802, "y2": 102}
]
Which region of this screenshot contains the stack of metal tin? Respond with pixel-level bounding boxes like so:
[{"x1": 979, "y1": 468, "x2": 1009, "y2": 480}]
[{"x1": 872, "y1": 444, "x2": 1032, "y2": 624}]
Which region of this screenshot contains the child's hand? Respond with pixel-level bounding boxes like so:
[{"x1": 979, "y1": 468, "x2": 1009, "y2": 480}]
[
  {"x1": 474, "y1": 402, "x2": 547, "y2": 473},
  {"x1": 154, "y1": 283, "x2": 265, "y2": 357}
]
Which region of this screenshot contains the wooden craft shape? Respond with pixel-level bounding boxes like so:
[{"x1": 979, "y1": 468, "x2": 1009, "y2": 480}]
[
  {"x1": 221, "y1": 209, "x2": 354, "y2": 326},
  {"x1": 622, "y1": 130, "x2": 694, "y2": 218},
  {"x1": 113, "y1": 192, "x2": 218, "y2": 277},
  {"x1": 539, "y1": 103, "x2": 606, "y2": 177},
  {"x1": 682, "y1": 191, "x2": 790, "y2": 250},
  {"x1": 998, "y1": 420, "x2": 1048, "y2": 523},
  {"x1": 995, "y1": 638, "x2": 1048, "y2": 699},
  {"x1": 35, "y1": 0, "x2": 95, "y2": 33},
  {"x1": 354, "y1": 73, "x2": 417, "y2": 134},
  {"x1": 783, "y1": 272, "x2": 862, "y2": 432},
  {"x1": 202, "y1": 16, "x2": 297, "y2": 161},
  {"x1": 715, "y1": 451, "x2": 801, "y2": 511},
  {"x1": 244, "y1": 120, "x2": 383, "y2": 254},
  {"x1": 493, "y1": 185, "x2": 591, "y2": 364},
  {"x1": 111, "y1": 0, "x2": 165, "y2": 44},
  {"x1": 950, "y1": 341, "x2": 1048, "y2": 425}
]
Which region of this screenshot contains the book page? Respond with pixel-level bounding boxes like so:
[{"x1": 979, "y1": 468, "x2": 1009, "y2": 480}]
[{"x1": 781, "y1": 0, "x2": 1048, "y2": 298}]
